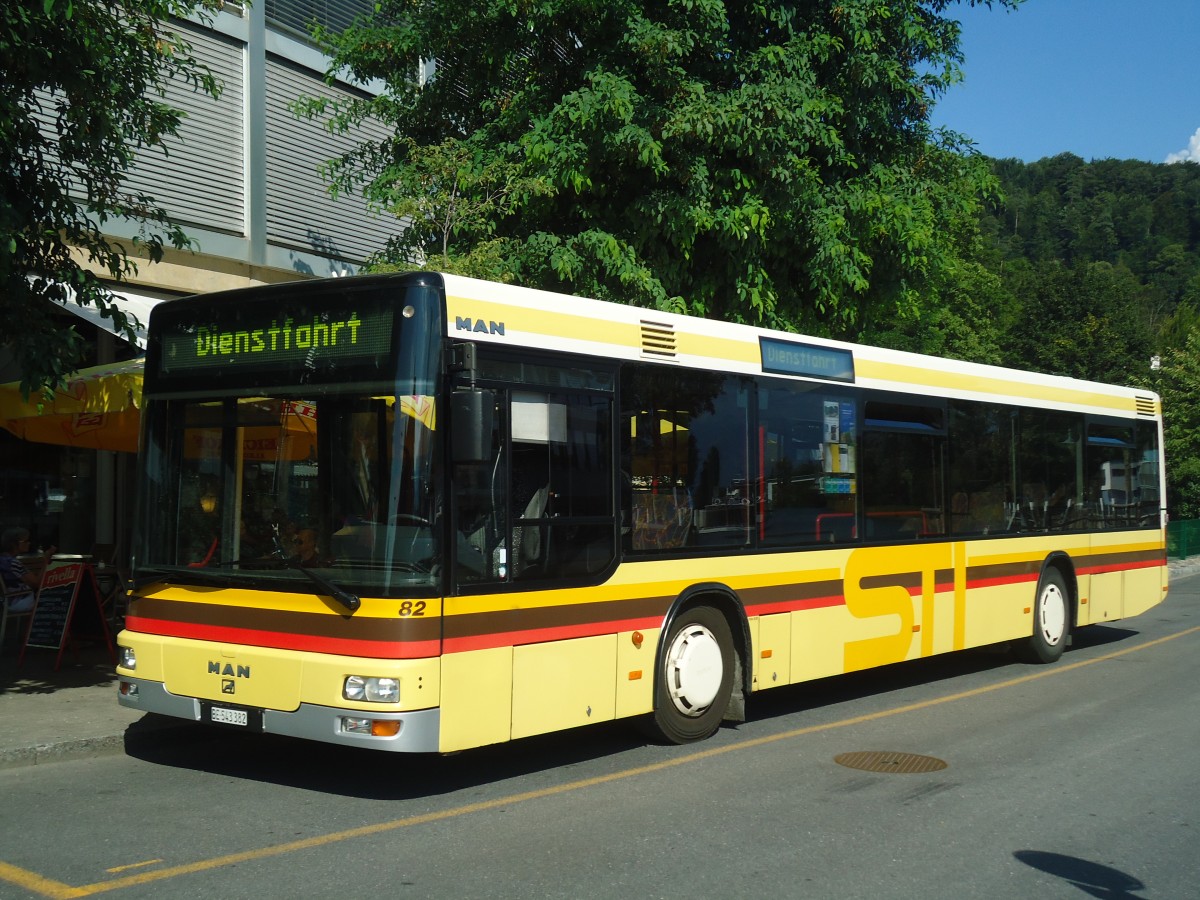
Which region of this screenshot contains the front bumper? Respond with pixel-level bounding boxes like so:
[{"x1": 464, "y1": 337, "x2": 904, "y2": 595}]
[{"x1": 117, "y1": 677, "x2": 441, "y2": 753}]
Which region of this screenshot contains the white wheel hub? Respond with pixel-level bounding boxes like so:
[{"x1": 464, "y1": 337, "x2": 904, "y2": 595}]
[
  {"x1": 1038, "y1": 583, "x2": 1067, "y2": 646},
  {"x1": 664, "y1": 623, "x2": 724, "y2": 717}
]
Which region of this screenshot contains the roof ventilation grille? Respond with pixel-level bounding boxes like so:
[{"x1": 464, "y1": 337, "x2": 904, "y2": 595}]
[{"x1": 640, "y1": 320, "x2": 677, "y2": 358}]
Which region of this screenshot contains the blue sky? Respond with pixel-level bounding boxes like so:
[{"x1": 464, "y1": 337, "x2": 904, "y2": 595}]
[{"x1": 928, "y1": 0, "x2": 1200, "y2": 164}]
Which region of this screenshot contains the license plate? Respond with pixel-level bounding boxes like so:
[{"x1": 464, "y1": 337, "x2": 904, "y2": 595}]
[
  {"x1": 201, "y1": 702, "x2": 262, "y2": 730},
  {"x1": 210, "y1": 706, "x2": 248, "y2": 727}
]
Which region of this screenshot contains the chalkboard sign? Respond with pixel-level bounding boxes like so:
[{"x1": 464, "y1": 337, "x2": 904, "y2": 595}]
[
  {"x1": 20, "y1": 558, "x2": 114, "y2": 669},
  {"x1": 25, "y1": 560, "x2": 84, "y2": 651}
]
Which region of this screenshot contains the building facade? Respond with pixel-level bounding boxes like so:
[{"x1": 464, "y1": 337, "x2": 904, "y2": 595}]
[{"x1": 0, "y1": 0, "x2": 391, "y2": 558}]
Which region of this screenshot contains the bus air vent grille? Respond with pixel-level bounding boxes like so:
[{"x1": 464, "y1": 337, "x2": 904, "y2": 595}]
[
  {"x1": 1135, "y1": 396, "x2": 1157, "y2": 417},
  {"x1": 640, "y1": 321, "x2": 677, "y2": 358}
]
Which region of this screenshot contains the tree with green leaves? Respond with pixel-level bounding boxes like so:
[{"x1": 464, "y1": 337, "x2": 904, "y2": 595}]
[
  {"x1": 358, "y1": 136, "x2": 552, "y2": 282},
  {"x1": 1000, "y1": 259, "x2": 1154, "y2": 384},
  {"x1": 1, "y1": 0, "x2": 220, "y2": 396},
  {"x1": 866, "y1": 253, "x2": 1015, "y2": 364},
  {"x1": 1158, "y1": 328, "x2": 1200, "y2": 518},
  {"x1": 300, "y1": 0, "x2": 1017, "y2": 337}
]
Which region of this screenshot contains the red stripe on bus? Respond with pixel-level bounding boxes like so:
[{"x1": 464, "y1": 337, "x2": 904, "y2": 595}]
[
  {"x1": 966, "y1": 573, "x2": 1041, "y2": 590},
  {"x1": 124, "y1": 616, "x2": 439, "y2": 659}
]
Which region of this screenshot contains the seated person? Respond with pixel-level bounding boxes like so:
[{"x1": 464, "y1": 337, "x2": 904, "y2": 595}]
[
  {"x1": 0, "y1": 527, "x2": 54, "y2": 613},
  {"x1": 291, "y1": 527, "x2": 325, "y2": 567}
]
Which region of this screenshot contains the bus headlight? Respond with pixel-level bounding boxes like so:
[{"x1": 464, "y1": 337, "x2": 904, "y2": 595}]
[
  {"x1": 119, "y1": 646, "x2": 137, "y2": 670},
  {"x1": 343, "y1": 675, "x2": 400, "y2": 703}
]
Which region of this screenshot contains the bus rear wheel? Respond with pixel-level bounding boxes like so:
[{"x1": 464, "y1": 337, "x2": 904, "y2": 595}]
[
  {"x1": 1015, "y1": 568, "x2": 1069, "y2": 664},
  {"x1": 647, "y1": 606, "x2": 735, "y2": 744}
]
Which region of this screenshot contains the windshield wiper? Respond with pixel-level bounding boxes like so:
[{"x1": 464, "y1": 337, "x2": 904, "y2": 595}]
[
  {"x1": 131, "y1": 568, "x2": 177, "y2": 591},
  {"x1": 280, "y1": 559, "x2": 361, "y2": 613},
  {"x1": 259, "y1": 524, "x2": 359, "y2": 613},
  {"x1": 216, "y1": 555, "x2": 361, "y2": 613},
  {"x1": 135, "y1": 559, "x2": 360, "y2": 613},
  {"x1": 131, "y1": 568, "x2": 237, "y2": 591}
]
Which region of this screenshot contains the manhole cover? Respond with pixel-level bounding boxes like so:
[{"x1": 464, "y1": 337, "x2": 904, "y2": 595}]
[{"x1": 834, "y1": 751, "x2": 947, "y2": 774}]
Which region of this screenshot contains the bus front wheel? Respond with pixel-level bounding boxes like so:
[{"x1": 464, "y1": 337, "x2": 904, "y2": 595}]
[
  {"x1": 647, "y1": 606, "x2": 735, "y2": 744},
  {"x1": 1015, "y1": 568, "x2": 1070, "y2": 664}
]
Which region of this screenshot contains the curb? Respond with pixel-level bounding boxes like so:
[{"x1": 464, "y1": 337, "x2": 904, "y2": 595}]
[
  {"x1": 0, "y1": 733, "x2": 131, "y2": 770},
  {"x1": 0, "y1": 713, "x2": 195, "y2": 771}
]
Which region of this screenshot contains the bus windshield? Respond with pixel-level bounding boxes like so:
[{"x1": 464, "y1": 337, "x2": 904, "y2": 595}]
[
  {"x1": 132, "y1": 276, "x2": 444, "y2": 597},
  {"x1": 135, "y1": 390, "x2": 440, "y2": 595}
]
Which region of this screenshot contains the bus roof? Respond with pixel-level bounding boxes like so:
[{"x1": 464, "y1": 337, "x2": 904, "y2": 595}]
[{"x1": 439, "y1": 272, "x2": 1158, "y2": 420}]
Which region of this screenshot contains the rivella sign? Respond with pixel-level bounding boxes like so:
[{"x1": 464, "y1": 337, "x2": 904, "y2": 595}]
[{"x1": 157, "y1": 305, "x2": 394, "y2": 376}]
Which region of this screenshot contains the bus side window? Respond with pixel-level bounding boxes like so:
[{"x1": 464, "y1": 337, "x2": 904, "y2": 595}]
[
  {"x1": 454, "y1": 406, "x2": 505, "y2": 584},
  {"x1": 454, "y1": 379, "x2": 615, "y2": 587},
  {"x1": 760, "y1": 384, "x2": 856, "y2": 547},
  {"x1": 861, "y1": 400, "x2": 946, "y2": 539},
  {"x1": 511, "y1": 442, "x2": 551, "y2": 577},
  {"x1": 621, "y1": 365, "x2": 751, "y2": 552}
]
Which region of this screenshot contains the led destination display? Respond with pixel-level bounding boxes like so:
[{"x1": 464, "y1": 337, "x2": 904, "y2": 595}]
[
  {"x1": 193, "y1": 313, "x2": 368, "y2": 360},
  {"x1": 155, "y1": 302, "x2": 394, "y2": 377}
]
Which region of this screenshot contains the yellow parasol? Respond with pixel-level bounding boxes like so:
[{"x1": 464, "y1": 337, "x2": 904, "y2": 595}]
[
  {"x1": 2, "y1": 361, "x2": 434, "y2": 458},
  {"x1": 0, "y1": 358, "x2": 145, "y2": 453}
]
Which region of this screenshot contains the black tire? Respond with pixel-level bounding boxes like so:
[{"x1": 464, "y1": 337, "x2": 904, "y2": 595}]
[
  {"x1": 1014, "y1": 567, "x2": 1070, "y2": 664},
  {"x1": 645, "y1": 605, "x2": 735, "y2": 744}
]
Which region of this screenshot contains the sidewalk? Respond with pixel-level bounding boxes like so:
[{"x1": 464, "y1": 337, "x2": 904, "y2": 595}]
[
  {"x1": 4, "y1": 558, "x2": 1200, "y2": 770},
  {"x1": 0, "y1": 642, "x2": 159, "y2": 769}
]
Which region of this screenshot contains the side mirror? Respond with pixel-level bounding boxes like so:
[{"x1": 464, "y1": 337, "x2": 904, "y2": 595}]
[{"x1": 450, "y1": 389, "x2": 495, "y2": 464}]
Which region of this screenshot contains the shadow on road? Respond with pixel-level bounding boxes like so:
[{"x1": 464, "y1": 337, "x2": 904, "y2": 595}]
[
  {"x1": 1070, "y1": 623, "x2": 1141, "y2": 650},
  {"x1": 123, "y1": 713, "x2": 650, "y2": 801},
  {"x1": 1014, "y1": 849, "x2": 1146, "y2": 898}
]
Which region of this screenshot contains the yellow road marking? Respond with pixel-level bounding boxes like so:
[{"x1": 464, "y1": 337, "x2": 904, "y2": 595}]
[
  {"x1": 0, "y1": 863, "x2": 81, "y2": 900},
  {"x1": 104, "y1": 861, "x2": 162, "y2": 875},
  {"x1": 5, "y1": 624, "x2": 1198, "y2": 898}
]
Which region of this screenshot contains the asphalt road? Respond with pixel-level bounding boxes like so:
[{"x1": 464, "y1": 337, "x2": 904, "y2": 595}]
[{"x1": 2, "y1": 573, "x2": 1198, "y2": 900}]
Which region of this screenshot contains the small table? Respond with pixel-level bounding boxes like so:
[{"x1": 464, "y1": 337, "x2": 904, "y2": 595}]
[{"x1": 16, "y1": 552, "x2": 50, "y2": 582}]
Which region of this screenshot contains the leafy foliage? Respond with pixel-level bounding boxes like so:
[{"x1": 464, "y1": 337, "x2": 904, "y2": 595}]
[
  {"x1": 300, "y1": 0, "x2": 1016, "y2": 335},
  {"x1": 978, "y1": 154, "x2": 1200, "y2": 513},
  {"x1": 339, "y1": 135, "x2": 552, "y2": 282},
  {"x1": 1158, "y1": 331, "x2": 1200, "y2": 518},
  {"x1": 981, "y1": 154, "x2": 1200, "y2": 374},
  {"x1": 1, "y1": 0, "x2": 220, "y2": 396}
]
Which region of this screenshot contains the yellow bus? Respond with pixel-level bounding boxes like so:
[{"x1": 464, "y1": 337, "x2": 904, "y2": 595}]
[{"x1": 116, "y1": 272, "x2": 1168, "y2": 751}]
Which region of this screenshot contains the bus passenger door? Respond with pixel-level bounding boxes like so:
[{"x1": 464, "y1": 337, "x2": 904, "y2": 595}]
[{"x1": 441, "y1": 353, "x2": 619, "y2": 750}]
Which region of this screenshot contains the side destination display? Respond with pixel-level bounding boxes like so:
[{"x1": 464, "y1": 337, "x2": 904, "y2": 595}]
[{"x1": 760, "y1": 337, "x2": 855, "y2": 383}]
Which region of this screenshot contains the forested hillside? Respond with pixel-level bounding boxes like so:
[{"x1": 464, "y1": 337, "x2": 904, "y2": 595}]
[
  {"x1": 877, "y1": 154, "x2": 1200, "y2": 379},
  {"x1": 975, "y1": 155, "x2": 1200, "y2": 515},
  {"x1": 983, "y1": 155, "x2": 1200, "y2": 380},
  {"x1": 866, "y1": 154, "x2": 1200, "y2": 514}
]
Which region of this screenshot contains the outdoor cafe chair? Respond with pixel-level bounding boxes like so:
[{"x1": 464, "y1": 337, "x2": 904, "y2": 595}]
[
  {"x1": 0, "y1": 577, "x2": 36, "y2": 656},
  {"x1": 90, "y1": 543, "x2": 129, "y2": 630}
]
